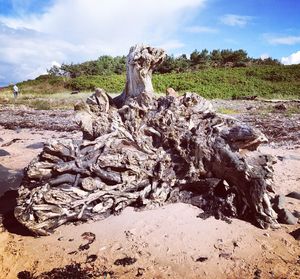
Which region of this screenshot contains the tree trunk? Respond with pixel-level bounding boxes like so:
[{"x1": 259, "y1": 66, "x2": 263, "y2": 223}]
[{"x1": 113, "y1": 45, "x2": 165, "y2": 108}]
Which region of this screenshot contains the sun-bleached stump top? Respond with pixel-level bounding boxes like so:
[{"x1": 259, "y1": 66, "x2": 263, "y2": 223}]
[{"x1": 113, "y1": 45, "x2": 165, "y2": 108}]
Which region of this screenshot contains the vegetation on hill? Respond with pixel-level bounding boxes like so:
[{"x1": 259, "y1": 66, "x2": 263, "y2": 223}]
[
  {"x1": 0, "y1": 48, "x2": 299, "y2": 110},
  {"x1": 50, "y1": 64, "x2": 300, "y2": 99},
  {"x1": 152, "y1": 65, "x2": 300, "y2": 99},
  {"x1": 1, "y1": 64, "x2": 299, "y2": 102},
  {"x1": 48, "y1": 55, "x2": 126, "y2": 77},
  {"x1": 47, "y1": 48, "x2": 280, "y2": 77},
  {"x1": 42, "y1": 47, "x2": 299, "y2": 99}
]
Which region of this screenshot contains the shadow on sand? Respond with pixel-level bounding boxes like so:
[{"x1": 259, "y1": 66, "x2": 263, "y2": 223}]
[
  {"x1": 26, "y1": 142, "x2": 44, "y2": 150},
  {"x1": 0, "y1": 149, "x2": 10, "y2": 156},
  {"x1": 0, "y1": 164, "x2": 33, "y2": 236}
]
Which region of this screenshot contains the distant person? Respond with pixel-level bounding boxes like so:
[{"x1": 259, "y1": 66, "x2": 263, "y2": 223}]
[{"x1": 13, "y1": 84, "x2": 19, "y2": 98}]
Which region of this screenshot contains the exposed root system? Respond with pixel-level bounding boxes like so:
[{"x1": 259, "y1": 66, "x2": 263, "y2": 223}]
[{"x1": 14, "y1": 45, "x2": 280, "y2": 235}]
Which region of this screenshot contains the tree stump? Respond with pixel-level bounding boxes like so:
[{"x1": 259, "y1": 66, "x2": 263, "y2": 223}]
[
  {"x1": 113, "y1": 44, "x2": 165, "y2": 108},
  {"x1": 14, "y1": 45, "x2": 280, "y2": 236}
]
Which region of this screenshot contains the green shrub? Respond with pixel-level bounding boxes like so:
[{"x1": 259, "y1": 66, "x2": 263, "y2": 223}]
[{"x1": 65, "y1": 75, "x2": 125, "y2": 92}]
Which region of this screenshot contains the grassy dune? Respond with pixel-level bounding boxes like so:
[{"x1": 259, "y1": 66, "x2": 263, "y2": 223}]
[
  {"x1": 153, "y1": 65, "x2": 300, "y2": 99},
  {"x1": 66, "y1": 64, "x2": 300, "y2": 99},
  {"x1": 0, "y1": 64, "x2": 299, "y2": 109}
]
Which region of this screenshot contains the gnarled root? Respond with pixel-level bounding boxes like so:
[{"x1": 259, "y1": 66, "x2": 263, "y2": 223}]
[{"x1": 15, "y1": 92, "x2": 279, "y2": 235}]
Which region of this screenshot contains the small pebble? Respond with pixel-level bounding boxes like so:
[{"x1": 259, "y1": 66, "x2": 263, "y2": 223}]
[{"x1": 195, "y1": 256, "x2": 208, "y2": 262}]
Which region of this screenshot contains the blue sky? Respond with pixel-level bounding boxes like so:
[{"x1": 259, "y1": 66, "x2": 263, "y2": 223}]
[{"x1": 0, "y1": 0, "x2": 299, "y2": 86}]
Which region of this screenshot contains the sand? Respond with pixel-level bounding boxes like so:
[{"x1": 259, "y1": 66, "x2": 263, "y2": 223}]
[{"x1": 0, "y1": 126, "x2": 299, "y2": 279}]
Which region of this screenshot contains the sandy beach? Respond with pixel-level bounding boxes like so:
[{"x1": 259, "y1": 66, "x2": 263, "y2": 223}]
[{"x1": 0, "y1": 124, "x2": 299, "y2": 278}]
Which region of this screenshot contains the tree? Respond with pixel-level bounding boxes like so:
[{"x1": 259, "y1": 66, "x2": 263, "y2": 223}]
[
  {"x1": 210, "y1": 49, "x2": 222, "y2": 66},
  {"x1": 174, "y1": 54, "x2": 190, "y2": 72},
  {"x1": 198, "y1": 49, "x2": 209, "y2": 67},
  {"x1": 190, "y1": 49, "x2": 200, "y2": 65},
  {"x1": 190, "y1": 49, "x2": 210, "y2": 69},
  {"x1": 154, "y1": 54, "x2": 176, "y2": 73},
  {"x1": 232, "y1": 49, "x2": 249, "y2": 63},
  {"x1": 47, "y1": 65, "x2": 63, "y2": 76},
  {"x1": 220, "y1": 49, "x2": 249, "y2": 66}
]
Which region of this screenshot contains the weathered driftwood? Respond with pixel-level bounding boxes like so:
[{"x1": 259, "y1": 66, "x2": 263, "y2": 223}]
[
  {"x1": 113, "y1": 44, "x2": 165, "y2": 108},
  {"x1": 15, "y1": 45, "x2": 280, "y2": 235}
]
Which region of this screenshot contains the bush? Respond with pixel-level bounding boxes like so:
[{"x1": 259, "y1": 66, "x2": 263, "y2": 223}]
[{"x1": 65, "y1": 75, "x2": 125, "y2": 92}]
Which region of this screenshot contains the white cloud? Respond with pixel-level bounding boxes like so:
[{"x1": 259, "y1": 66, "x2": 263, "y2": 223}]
[
  {"x1": 0, "y1": 0, "x2": 206, "y2": 84},
  {"x1": 260, "y1": 53, "x2": 269, "y2": 60},
  {"x1": 0, "y1": 24, "x2": 80, "y2": 82},
  {"x1": 281, "y1": 50, "x2": 300, "y2": 65},
  {"x1": 267, "y1": 35, "x2": 300, "y2": 45},
  {"x1": 220, "y1": 14, "x2": 252, "y2": 27},
  {"x1": 185, "y1": 26, "x2": 218, "y2": 33},
  {"x1": 51, "y1": 61, "x2": 61, "y2": 68}
]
